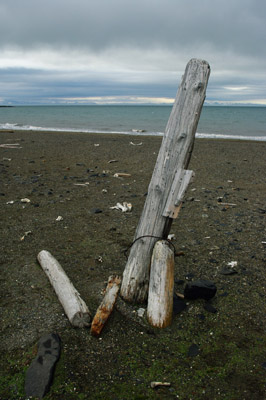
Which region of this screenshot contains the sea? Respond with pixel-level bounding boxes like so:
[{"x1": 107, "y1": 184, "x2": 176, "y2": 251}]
[{"x1": 0, "y1": 105, "x2": 266, "y2": 141}]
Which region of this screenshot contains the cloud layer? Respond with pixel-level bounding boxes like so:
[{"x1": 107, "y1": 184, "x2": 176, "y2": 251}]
[{"x1": 0, "y1": 0, "x2": 265, "y2": 104}]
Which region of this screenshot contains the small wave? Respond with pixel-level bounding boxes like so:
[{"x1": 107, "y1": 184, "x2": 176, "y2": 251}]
[
  {"x1": 0, "y1": 123, "x2": 265, "y2": 141},
  {"x1": 0, "y1": 123, "x2": 164, "y2": 137},
  {"x1": 132, "y1": 129, "x2": 146, "y2": 133},
  {"x1": 196, "y1": 132, "x2": 266, "y2": 142}
]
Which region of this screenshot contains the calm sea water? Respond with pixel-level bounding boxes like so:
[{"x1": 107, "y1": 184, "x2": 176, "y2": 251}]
[{"x1": 0, "y1": 105, "x2": 265, "y2": 141}]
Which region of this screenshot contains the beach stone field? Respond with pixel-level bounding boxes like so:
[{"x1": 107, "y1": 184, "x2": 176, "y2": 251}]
[{"x1": 0, "y1": 130, "x2": 266, "y2": 399}]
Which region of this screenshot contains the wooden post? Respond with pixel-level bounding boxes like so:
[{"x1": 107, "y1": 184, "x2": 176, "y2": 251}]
[
  {"x1": 147, "y1": 240, "x2": 174, "y2": 328},
  {"x1": 37, "y1": 250, "x2": 91, "y2": 327},
  {"x1": 120, "y1": 59, "x2": 210, "y2": 303}
]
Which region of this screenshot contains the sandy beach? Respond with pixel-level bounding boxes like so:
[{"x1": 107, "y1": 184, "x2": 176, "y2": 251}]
[{"x1": 1, "y1": 129, "x2": 266, "y2": 399}]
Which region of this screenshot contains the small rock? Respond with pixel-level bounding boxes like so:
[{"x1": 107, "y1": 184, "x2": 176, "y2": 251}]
[
  {"x1": 137, "y1": 308, "x2": 145, "y2": 318},
  {"x1": 188, "y1": 344, "x2": 200, "y2": 357},
  {"x1": 91, "y1": 208, "x2": 103, "y2": 214},
  {"x1": 184, "y1": 279, "x2": 217, "y2": 301},
  {"x1": 219, "y1": 291, "x2": 229, "y2": 297},
  {"x1": 25, "y1": 333, "x2": 61, "y2": 399},
  {"x1": 220, "y1": 267, "x2": 238, "y2": 275},
  {"x1": 173, "y1": 294, "x2": 187, "y2": 314},
  {"x1": 204, "y1": 302, "x2": 217, "y2": 313},
  {"x1": 185, "y1": 273, "x2": 195, "y2": 281},
  {"x1": 197, "y1": 313, "x2": 205, "y2": 320}
]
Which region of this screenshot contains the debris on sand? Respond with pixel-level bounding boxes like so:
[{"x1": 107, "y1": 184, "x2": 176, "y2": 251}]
[{"x1": 110, "y1": 202, "x2": 132, "y2": 212}]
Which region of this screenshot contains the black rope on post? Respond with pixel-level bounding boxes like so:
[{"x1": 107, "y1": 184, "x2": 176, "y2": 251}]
[{"x1": 123, "y1": 235, "x2": 177, "y2": 260}]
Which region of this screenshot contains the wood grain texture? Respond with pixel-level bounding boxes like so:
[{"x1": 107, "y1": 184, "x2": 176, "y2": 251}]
[
  {"x1": 163, "y1": 169, "x2": 194, "y2": 218},
  {"x1": 37, "y1": 250, "x2": 91, "y2": 327},
  {"x1": 91, "y1": 275, "x2": 121, "y2": 337},
  {"x1": 147, "y1": 240, "x2": 174, "y2": 328},
  {"x1": 121, "y1": 59, "x2": 210, "y2": 303}
]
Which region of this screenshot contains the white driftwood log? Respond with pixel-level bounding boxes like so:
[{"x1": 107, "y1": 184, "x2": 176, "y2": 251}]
[
  {"x1": 121, "y1": 59, "x2": 210, "y2": 303},
  {"x1": 91, "y1": 275, "x2": 121, "y2": 337},
  {"x1": 147, "y1": 241, "x2": 174, "y2": 328},
  {"x1": 37, "y1": 250, "x2": 91, "y2": 328}
]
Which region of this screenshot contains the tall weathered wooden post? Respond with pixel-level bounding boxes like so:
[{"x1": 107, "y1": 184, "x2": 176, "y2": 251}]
[{"x1": 120, "y1": 58, "x2": 210, "y2": 303}]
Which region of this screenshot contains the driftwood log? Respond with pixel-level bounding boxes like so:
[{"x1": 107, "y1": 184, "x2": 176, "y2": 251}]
[
  {"x1": 147, "y1": 240, "x2": 174, "y2": 328},
  {"x1": 121, "y1": 58, "x2": 210, "y2": 303},
  {"x1": 91, "y1": 275, "x2": 121, "y2": 337},
  {"x1": 37, "y1": 250, "x2": 91, "y2": 327}
]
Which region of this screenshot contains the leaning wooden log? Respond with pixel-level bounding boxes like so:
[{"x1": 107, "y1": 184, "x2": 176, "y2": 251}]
[
  {"x1": 147, "y1": 240, "x2": 174, "y2": 328},
  {"x1": 121, "y1": 59, "x2": 210, "y2": 303},
  {"x1": 91, "y1": 275, "x2": 121, "y2": 337},
  {"x1": 37, "y1": 250, "x2": 91, "y2": 328}
]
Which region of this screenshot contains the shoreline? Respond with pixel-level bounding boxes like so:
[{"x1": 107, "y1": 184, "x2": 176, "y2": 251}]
[{"x1": 1, "y1": 128, "x2": 266, "y2": 142}]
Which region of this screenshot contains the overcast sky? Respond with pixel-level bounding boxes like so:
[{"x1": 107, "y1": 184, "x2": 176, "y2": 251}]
[{"x1": 0, "y1": 0, "x2": 265, "y2": 105}]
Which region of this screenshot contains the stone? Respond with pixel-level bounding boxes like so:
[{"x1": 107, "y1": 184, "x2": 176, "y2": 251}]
[
  {"x1": 220, "y1": 267, "x2": 238, "y2": 275},
  {"x1": 185, "y1": 272, "x2": 195, "y2": 281},
  {"x1": 173, "y1": 294, "x2": 187, "y2": 314},
  {"x1": 25, "y1": 333, "x2": 61, "y2": 399},
  {"x1": 184, "y1": 279, "x2": 217, "y2": 301},
  {"x1": 197, "y1": 313, "x2": 205, "y2": 320},
  {"x1": 188, "y1": 344, "x2": 200, "y2": 357},
  {"x1": 204, "y1": 302, "x2": 217, "y2": 313},
  {"x1": 219, "y1": 291, "x2": 229, "y2": 297},
  {"x1": 90, "y1": 208, "x2": 103, "y2": 214},
  {"x1": 137, "y1": 308, "x2": 146, "y2": 318}
]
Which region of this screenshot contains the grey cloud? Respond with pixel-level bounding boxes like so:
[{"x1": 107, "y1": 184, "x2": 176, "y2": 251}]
[
  {"x1": 1, "y1": 0, "x2": 266, "y2": 104},
  {"x1": 1, "y1": 0, "x2": 265, "y2": 59},
  {"x1": 0, "y1": 66, "x2": 176, "y2": 104}
]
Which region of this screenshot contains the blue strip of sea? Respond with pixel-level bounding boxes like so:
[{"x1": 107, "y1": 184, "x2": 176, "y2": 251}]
[{"x1": 0, "y1": 105, "x2": 265, "y2": 141}]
